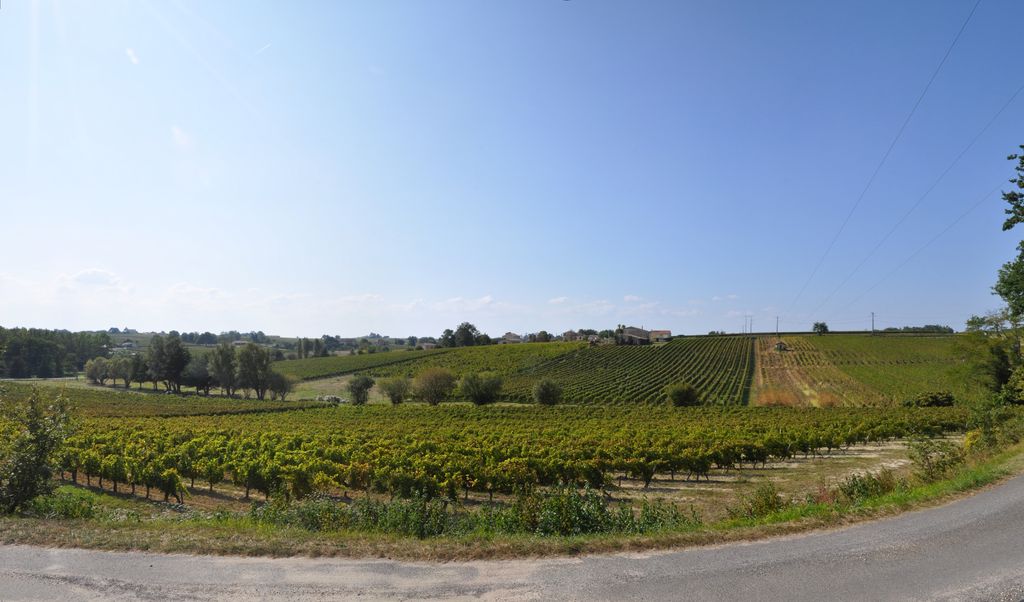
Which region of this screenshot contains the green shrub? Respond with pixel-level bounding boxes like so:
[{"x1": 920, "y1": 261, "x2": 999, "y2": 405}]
[
  {"x1": 378, "y1": 376, "x2": 411, "y2": 405},
  {"x1": 248, "y1": 486, "x2": 697, "y2": 538},
  {"x1": 533, "y1": 379, "x2": 562, "y2": 406},
  {"x1": 902, "y1": 391, "x2": 955, "y2": 407},
  {"x1": 664, "y1": 382, "x2": 701, "y2": 407},
  {"x1": 837, "y1": 468, "x2": 903, "y2": 504},
  {"x1": 907, "y1": 436, "x2": 964, "y2": 482},
  {"x1": 27, "y1": 488, "x2": 97, "y2": 519},
  {"x1": 414, "y1": 368, "x2": 457, "y2": 405},
  {"x1": 0, "y1": 394, "x2": 74, "y2": 513},
  {"x1": 727, "y1": 482, "x2": 786, "y2": 519},
  {"x1": 347, "y1": 375, "x2": 375, "y2": 405},
  {"x1": 460, "y1": 373, "x2": 503, "y2": 406}
]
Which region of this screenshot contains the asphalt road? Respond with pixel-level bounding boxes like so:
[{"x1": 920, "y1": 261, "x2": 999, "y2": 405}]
[{"x1": 4, "y1": 476, "x2": 1024, "y2": 601}]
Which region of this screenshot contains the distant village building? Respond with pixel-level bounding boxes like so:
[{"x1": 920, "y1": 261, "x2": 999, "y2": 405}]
[
  {"x1": 501, "y1": 332, "x2": 523, "y2": 344},
  {"x1": 117, "y1": 340, "x2": 136, "y2": 349},
  {"x1": 649, "y1": 330, "x2": 672, "y2": 343},
  {"x1": 420, "y1": 342, "x2": 438, "y2": 350},
  {"x1": 562, "y1": 330, "x2": 582, "y2": 342},
  {"x1": 618, "y1": 326, "x2": 651, "y2": 345}
]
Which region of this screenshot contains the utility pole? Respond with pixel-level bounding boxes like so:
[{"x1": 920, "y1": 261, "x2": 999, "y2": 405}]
[
  {"x1": 776, "y1": 316, "x2": 779, "y2": 336},
  {"x1": 871, "y1": 312, "x2": 875, "y2": 335}
]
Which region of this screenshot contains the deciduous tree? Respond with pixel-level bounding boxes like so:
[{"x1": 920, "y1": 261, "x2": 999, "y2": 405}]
[{"x1": 414, "y1": 368, "x2": 456, "y2": 405}]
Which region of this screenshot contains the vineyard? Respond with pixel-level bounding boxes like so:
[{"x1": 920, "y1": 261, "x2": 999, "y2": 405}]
[
  {"x1": 40, "y1": 401, "x2": 968, "y2": 505},
  {"x1": 350, "y1": 342, "x2": 583, "y2": 380},
  {"x1": 0, "y1": 381, "x2": 325, "y2": 418},
  {"x1": 274, "y1": 334, "x2": 972, "y2": 406},
  {"x1": 274, "y1": 348, "x2": 450, "y2": 381},
  {"x1": 292, "y1": 337, "x2": 756, "y2": 404},
  {"x1": 503, "y1": 336, "x2": 755, "y2": 404},
  {"x1": 753, "y1": 334, "x2": 982, "y2": 407}
]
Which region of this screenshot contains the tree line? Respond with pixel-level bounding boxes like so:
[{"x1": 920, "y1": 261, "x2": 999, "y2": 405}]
[
  {"x1": 0, "y1": 327, "x2": 111, "y2": 378},
  {"x1": 85, "y1": 336, "x2": 293, "y2": 400}
]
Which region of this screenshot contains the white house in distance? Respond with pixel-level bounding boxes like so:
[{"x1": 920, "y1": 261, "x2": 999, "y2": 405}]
[{"x1": 501, "y1": 332, "x2": 523, "y2": 344}]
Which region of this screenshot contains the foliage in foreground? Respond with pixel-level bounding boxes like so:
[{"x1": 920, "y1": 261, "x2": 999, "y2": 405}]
[
  {"x1": 0, "y1": 393, "x2": 74, "y2": 513},
  {"x1": 249, "y1": 486, "x2": 699, "y2": 538}
]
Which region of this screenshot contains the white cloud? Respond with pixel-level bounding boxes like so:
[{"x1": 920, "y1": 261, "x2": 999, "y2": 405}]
[
  {"x1": 171, "y1": 125, "x2": 191, "y2": 149},
  {"x1": 67, "y1": 268, "x2": 121, "y2": 288},
  {"x1": 431, "y1": 295, "x2": 495, "y2": 313},
  {"x1": 559, "y1": 299, "x2": 615, "y2": 317},
  {"x1": 548, "y1": 296, "x2": 569, "y2": 305},
  {"x1": 622, "y1": 301, "x2": 660, "y2": 315},
  {"x1": 55, "y1": 269, "x2": 133, "y2": 296},
  {"x1": 623, "y1": 295, "x2": 642, "y2": 302},
  {"x1": 662, "y1": 307, "x2": 700, "y2": 317},
  {"x1": 390, "y1": 298, "x2": 424, "y2": 312},
  {"x1": 125, "y1": 48, "x2": 140, "y2": 65},
  {"x1": 712, "y1": 294, "x2": 739, "y2": 302},
  {"x1": 254, "y1": 42, "x2": 272, "y2": 56}
]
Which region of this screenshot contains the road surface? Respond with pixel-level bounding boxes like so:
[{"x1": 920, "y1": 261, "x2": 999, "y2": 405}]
[{"x1": 3, "y1": 475, "x2": 1024, "y2": 601}]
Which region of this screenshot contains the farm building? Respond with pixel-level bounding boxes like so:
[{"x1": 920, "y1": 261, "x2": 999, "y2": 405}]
[
  {"x1": 649, "y1": 330, "x2": 672, "y2": 342},
  {"x1": 562, "y1": 330, "x2": 581, "y2": 341},
  {"x1": 501, "y1": 332, "x2": 523, "y2": 344},
  {"x1": 618, "y1": 326, "x2": 651, "y2": 345}
]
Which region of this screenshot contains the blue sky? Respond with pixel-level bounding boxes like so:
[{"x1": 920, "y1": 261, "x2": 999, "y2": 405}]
[{"x1": 1, "y1": 0, "x2": 1023, "y2": 338}]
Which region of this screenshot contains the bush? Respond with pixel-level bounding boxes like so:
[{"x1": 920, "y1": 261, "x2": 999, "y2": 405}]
[
  {"x1": 347, "y1": 375, "x2": 375, "y2": 405},
  {"x1": 902, "y1": 391, "x2": 954, "y2": 407},
  {"x1": 907, "y1": 436, "x2": 964, "y2": 482},
  {"x1": 727, "y1": 483, "x2": 786, "y2": 520},
  {"x1": 248, "y1": 487, "x2": 699, "y2": 538},
  {"x1": 378, "y1": 376, "x2": 411, "y2": 405},
  {"x1": 27, "y1": 487, "x2": 98, "y2": 519},
  {"x1": 460, "y1": 373, "x2": 502, "y2": 405},
  {"x1": 664, "y1": 382, "x2": 700, "y2": 407},
  {"x1": 837, "y1": 468, "x2": 903, "y2": 504},
  {"x1": 0, "y1": 394, "x2": 74, "y2": 513},
  {"x1": 414, "y1": 368, "x2": 456, "y2": 405},
  {"x1": 267, "y1": 371, "x2": 295, "y2": 401},
  {"x1": 533, "y1": 379, "x2": 562, "y2": 406}
]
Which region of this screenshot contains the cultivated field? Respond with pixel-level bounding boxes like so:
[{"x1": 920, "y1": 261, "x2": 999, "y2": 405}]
[
  {"x1": 278, "y1": 333, "x2": 976, "y2": 407},
  {"x1": 274, "y1": 347, "x2": 450, "y2": 381},
  {"x1": 753, "y1": 334, "x2": 982, "y2": 407},
  {"x1": 1, "y1": 381, "x2": 966, "y2": 520}
]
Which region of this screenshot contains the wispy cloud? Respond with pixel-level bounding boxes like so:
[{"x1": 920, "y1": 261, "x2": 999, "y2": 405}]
[
  {"x1": 125, "y1": 48, "x2": 140, "y2": 65},
  {"x1": 254, "y1": 42, "x2": 272, "y2": 56},
  {"x1": 622, "y1": 301, "x2": 660, "y2": 315},
  {"x1": 432, "y1": 295, "x2": 495, "y2": 313},
  {"x1": 548, "y1": 296, "x2": 569, "y2": 305},
  {"x1": 624, "y1": 294, "x2": 642, "y2": 302},
  {"x1": 56, "y1": 269, "x2": 132, "y2": 295},
  {"x1": 171, "y1": 125, "x2": 191, "y2": 148},
  {"x1": 712, "y1": 294, "x2": 739, "y2": 302},
  {"x1": 551, "y1": 299, "x2": 615, "y2": 317}
]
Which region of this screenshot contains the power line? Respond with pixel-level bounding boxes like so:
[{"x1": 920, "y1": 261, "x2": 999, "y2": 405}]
[
  {"x1": 783, "y1": 0, "x2": 983, "y2": 319},
  {"x1": 804, "y1": 78, "x2": 1024, "y2": 318},
  {"x1": 837, "y1": 181, "x2": 1003, "y2": 313}
]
